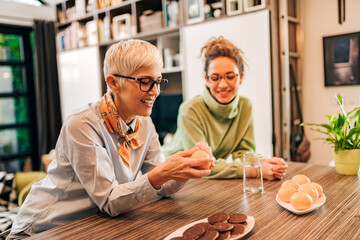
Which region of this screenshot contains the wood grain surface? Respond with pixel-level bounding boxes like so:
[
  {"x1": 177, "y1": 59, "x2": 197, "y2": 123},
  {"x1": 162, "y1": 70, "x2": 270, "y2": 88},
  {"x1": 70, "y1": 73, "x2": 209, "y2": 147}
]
[{"x1": 28, "y1": 162, "x2": 360, "y2": 240}]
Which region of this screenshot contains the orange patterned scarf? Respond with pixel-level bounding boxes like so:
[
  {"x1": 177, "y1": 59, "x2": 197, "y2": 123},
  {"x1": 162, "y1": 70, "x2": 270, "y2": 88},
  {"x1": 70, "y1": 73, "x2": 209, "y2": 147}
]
[{"x1": 99, "y1": 92, "x2": 143, "y2": 168}]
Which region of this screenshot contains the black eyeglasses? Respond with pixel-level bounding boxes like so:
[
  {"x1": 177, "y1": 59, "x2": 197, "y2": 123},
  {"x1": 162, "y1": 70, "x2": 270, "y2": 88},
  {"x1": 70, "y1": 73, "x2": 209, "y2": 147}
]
[
  {"x1": 113, "y1": 74, "x2": 168, "y2": 93},
  {"x1": 207, "y1": 72, "x2": 239, "y2": 82}
]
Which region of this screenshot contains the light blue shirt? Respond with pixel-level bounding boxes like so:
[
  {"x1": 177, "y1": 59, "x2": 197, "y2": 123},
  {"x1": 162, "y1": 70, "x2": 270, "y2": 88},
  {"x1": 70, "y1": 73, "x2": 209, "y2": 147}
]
[{"x1": 10, "y1": 101, "x2": 185, "y2": 236}]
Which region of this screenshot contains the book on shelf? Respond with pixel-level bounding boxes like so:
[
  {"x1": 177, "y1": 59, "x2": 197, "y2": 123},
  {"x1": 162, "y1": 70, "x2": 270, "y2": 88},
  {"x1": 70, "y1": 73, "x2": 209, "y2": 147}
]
[
  {"x1": 56, "y1": 30, "x2": 65, "y2": 51},
  {"x1": 86, "y1": 20, "x2": 98, "y2": 45},
  {"x1": 165, "y1": 1, "x2": 180, "y2": 28},
  {"x1": 103, "y1": 16, "x2": 111, "y2": 42},
  {"x1": 75, "y1": 0, "x2": 86, "y2": 18},
  {"x1": 70, "y1": 22, "x2": 79, "y2": 49},
  {"x1": 87, "y1": 0, "x2": 97, "y2": 13},
  {"x1": 78, "y1": 25, "x2": 87, "y2": 47},
  {"x1": 56, "y1": 21, "x2": 89, "y2": 51},
  {"x1": 98, "y1": 20, "x2": 104, "y2": 43}
]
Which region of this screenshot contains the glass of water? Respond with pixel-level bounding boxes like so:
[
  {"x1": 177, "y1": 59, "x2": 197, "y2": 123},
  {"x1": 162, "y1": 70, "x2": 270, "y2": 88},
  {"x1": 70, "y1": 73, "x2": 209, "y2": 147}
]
[{"x1": 243, "y1": 153, "x2": 264, "y2": 193}]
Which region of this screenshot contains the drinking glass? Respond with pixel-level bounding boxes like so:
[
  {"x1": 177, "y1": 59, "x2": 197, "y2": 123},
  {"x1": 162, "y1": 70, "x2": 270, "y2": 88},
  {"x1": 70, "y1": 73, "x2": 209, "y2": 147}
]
[{"x1": 243, "y1": 153, "x2": 264, "y2": 193}]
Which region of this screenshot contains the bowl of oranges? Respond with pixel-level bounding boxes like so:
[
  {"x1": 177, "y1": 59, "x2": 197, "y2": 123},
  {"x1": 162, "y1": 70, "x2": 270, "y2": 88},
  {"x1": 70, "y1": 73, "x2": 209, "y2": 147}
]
[{"x1": 276, "y1": 174, "x2": 326, "y2": 215}]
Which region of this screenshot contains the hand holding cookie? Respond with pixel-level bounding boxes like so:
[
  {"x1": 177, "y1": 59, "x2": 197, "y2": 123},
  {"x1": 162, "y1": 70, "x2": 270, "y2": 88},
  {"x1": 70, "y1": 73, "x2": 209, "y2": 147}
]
[
  {"x1": 190, "y1": 149, "x2": 215, "y2": 170},
  {"x1": 148, "y1": 143, "x2": 213, "y2": 189}
]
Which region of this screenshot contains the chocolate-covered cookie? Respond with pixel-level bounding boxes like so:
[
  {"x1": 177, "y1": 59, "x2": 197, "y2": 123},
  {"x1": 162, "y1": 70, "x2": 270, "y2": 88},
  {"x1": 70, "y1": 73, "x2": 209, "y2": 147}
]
[
  {"x1": 230, "y1": 224, "x2": 245, "y2": 237},
  {"x1": 216, "y1": 231, "x2": 231, "y2": 240},
  {"x1": 212, "y1": 222, "x2": 233, "y2": 232},
  {"x1": 208, "y1": 212, "x2": 229, "y2": 224},
  {"x1": 194, "y1": 222, "x2": 213, "y2": 232},
  {"x1": 183, "y1": 224, "x2": 205, "y2": 240},
  {"x1": 197, "y1": 230, "x2": 219, "y2": 240},
  {"x1": 228, "y1": 213, "x2": 247, "y2": 223},
  {"x1": 240, "y1": 221, "x2": 248, "y2": 228}
]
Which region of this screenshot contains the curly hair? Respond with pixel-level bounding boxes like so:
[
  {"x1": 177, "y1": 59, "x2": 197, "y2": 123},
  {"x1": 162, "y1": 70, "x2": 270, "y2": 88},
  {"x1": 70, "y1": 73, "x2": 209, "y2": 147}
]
[{"x1": 200, "y1": 36, "x2": 246, "y2": 76}]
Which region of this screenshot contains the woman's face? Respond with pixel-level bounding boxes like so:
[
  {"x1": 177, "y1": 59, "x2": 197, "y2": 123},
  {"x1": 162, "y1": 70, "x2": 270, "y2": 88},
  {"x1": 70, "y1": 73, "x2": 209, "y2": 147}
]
[
  {"x1": 109, "y1": 63, "x2": 162, "y2": 124},
  {"x1": 205, "y1": 56, "x2": 243, "y2": 104}
]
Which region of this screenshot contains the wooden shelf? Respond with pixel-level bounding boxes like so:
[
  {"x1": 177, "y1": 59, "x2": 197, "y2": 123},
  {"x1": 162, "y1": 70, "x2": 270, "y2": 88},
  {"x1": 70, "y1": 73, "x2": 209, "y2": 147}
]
[{"x1": 56, "y1": 12, "x2": 95, "y2": 28}]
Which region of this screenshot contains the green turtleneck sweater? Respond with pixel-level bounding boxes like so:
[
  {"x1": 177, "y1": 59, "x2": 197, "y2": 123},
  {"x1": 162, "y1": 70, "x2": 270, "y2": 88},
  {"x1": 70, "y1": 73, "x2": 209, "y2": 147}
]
[{"x1": 163, "y1": 88, "x2": 255, "y2": 178}]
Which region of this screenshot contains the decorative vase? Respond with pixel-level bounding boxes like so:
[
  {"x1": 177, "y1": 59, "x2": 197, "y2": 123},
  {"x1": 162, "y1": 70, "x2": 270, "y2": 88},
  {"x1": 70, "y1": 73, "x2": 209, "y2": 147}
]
[{"x1": 333, "y1": 149, "x2": 360, "y2": 175}]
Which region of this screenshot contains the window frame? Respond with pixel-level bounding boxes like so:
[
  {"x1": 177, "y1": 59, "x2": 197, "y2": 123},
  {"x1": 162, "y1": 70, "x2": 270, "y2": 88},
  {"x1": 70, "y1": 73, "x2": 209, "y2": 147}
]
[{"x1": 0, "y1": 24, "x2": 39, "y2": 171}]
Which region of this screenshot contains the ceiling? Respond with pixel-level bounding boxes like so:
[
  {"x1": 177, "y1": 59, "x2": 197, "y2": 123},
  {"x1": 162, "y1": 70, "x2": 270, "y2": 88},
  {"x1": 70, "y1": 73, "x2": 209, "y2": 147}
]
[{"x1": 3, "y1": 0, "x2": 57, "y2": 6}]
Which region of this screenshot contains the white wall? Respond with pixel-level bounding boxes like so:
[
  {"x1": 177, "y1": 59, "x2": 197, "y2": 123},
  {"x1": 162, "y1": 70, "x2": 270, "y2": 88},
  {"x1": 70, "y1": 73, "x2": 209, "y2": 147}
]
[
  {"x1": 182, "y1": 10, "x2": 273, "y2": 158},
  {"x1": 0, "y1": 0, "x2": 55, "y2": 26},
  {"x1": 301, "y1": 0, "x2": 360, "y2": 166},
  {"x1": 58, "y1": 47, "x2": 102, "y2": 122}
]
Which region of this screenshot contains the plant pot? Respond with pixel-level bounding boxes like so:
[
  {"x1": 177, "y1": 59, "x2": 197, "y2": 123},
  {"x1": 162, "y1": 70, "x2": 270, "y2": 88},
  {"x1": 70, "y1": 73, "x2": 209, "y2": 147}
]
[{"x1": 334, "y1": 149, "x2": 360, "y2": 175}]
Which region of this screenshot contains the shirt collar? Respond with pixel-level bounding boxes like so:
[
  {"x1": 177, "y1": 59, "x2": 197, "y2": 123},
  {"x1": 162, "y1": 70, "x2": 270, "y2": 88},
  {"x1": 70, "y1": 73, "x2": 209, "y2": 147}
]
[
  {"x1": 120, "y1": 117, "x2": 137, "y2": 135},
  {"x1": 201, "y1": 88, "x2": 239, "y2": 119}
]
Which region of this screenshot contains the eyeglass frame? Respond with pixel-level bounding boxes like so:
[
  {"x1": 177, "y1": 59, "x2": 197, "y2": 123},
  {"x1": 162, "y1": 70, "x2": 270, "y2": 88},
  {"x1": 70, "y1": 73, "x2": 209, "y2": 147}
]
[
  {"x1": 206, "y1": 72, "x2": 240, "y2": 83},
  {"x1": 113, "y1": 74, "x2": 168, "y2": 93}
]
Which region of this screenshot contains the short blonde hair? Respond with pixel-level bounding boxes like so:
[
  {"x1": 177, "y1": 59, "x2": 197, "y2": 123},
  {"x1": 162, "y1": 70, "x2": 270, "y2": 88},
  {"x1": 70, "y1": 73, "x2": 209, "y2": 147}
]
[{"x1": 103, "y1": 39, "x2": 163, "y2": 85}]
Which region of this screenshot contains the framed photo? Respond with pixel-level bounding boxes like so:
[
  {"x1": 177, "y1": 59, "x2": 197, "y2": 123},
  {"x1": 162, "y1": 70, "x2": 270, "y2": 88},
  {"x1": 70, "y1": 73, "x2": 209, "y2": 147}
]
[
  {"x1": 227, "y1": 0, "x2": 242, "y2": 16},
  {"x1": 184, "y1": 0, "x2": 204, "y2": 24},
  {"x1": 112, "y1": 13, "x2": 132, "y2": 40},
  {"x1": 244, "y1": 0, "x2": 266, "y2": 12},
  {"x1": 323, "y1": 32, "x2": 360, "y2": 86}
]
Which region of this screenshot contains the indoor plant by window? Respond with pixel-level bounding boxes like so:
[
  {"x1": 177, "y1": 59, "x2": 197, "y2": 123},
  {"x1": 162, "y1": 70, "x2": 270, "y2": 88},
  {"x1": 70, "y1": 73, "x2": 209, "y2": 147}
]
[{"x1": 301, "y1": 95, "x2": 360, "y2": 175}]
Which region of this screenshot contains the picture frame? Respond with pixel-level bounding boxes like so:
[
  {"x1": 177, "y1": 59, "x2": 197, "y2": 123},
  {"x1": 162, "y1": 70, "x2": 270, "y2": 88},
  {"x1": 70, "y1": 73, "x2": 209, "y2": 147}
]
[
  {"x1": 243, "y1": 0, "x2": 266, "y2": 12},
  {"x1": 184, "y1": 0, "x2": 204, "y2": 25},
  {"x1": 227, "y1": 0, "x2": 242, "y2": 16},
  {"x1": 112, "y1": 13, "x2": 132, "y2": 40},
  {"x1": 323, "y1": 32, "x2": 360, "y2": 86}
]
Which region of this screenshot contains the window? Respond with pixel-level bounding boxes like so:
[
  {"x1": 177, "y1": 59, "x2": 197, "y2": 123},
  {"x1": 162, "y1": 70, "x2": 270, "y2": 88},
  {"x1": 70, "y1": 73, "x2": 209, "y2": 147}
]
[{"x1": 0, "y1": 25, "x2": 38, "y2": 172}]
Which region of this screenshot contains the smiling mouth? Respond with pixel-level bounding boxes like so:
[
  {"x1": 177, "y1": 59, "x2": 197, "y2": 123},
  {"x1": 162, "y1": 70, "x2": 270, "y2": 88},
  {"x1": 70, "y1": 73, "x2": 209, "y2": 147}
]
[
  {"x1": 141, "y1": 99, "x2": 155, "y2": 104},
  {"x1": 217, "y1": 90, "x2": 231, "y2": 96}
]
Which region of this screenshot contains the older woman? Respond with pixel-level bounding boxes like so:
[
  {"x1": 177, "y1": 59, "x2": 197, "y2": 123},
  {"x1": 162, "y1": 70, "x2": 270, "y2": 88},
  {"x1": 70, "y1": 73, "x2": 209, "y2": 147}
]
[
  {"x1": 9, "y1": 39, "x2": 213, "y2": 239},
  {"x1": 163, "y1": 36, "x2": 287, "y2": 180}
]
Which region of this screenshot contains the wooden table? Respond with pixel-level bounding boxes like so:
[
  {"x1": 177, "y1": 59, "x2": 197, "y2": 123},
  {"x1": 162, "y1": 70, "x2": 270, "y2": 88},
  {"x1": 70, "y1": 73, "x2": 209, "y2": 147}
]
[{"x1": 29, "y1": 162, "x2": 360, "y2": 240}]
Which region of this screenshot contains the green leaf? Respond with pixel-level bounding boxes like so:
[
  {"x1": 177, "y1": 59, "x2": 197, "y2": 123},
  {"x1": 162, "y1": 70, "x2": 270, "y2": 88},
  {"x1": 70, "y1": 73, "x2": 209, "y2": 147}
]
[
  {"x1": 302, "y1": 94, "x2": 360, "y2": 151},
  {"x1": 348, "y1": 126, "x2": 360, "y2": 137},
  {"x1": 336, "y1": 94, "x2": 347, "y2": 116}
]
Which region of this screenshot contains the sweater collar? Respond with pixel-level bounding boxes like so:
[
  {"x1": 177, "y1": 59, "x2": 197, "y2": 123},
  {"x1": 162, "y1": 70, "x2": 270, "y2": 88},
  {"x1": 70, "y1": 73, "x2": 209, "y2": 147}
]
[{"x1": 201, "y1": 88, "x2": 239, "y2": 119}]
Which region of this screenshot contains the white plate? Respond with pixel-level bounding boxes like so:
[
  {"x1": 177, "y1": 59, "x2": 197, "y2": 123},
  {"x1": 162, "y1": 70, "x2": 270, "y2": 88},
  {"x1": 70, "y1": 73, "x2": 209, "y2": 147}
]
[
  {"x1": 276, "y1": 194, "x2": 326, "y2": 215},
  {"x1": 164, "y1": 216, "x2": 255, "y2": 240}
]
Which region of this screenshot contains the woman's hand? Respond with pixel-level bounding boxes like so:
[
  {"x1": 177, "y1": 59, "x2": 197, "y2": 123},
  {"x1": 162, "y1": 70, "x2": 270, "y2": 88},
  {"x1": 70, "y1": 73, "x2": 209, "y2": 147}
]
[
  {"x1": 193, "y1": 142, "x2": 215, "y2": 168},
  {"x1": 148, "y1": 143, "x2": 213, "y2": 189},
  {"x1": 261, "y1": 157, "x2": 288, "y2": 180}
]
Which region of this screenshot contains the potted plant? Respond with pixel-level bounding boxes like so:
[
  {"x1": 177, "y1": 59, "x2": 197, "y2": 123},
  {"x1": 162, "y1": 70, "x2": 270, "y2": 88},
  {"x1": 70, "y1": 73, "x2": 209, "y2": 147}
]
[{"x1": 301, "y1": 95, "x2": 360, "y2": 175}]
